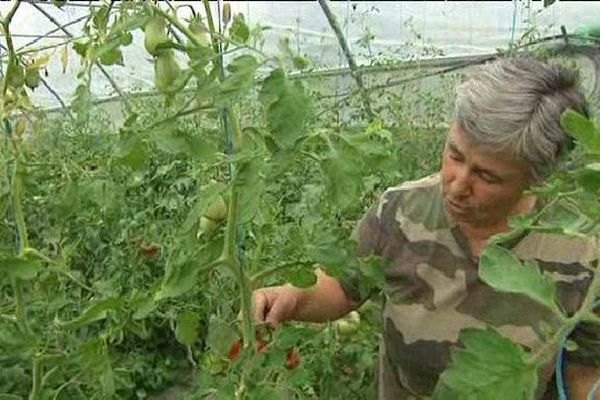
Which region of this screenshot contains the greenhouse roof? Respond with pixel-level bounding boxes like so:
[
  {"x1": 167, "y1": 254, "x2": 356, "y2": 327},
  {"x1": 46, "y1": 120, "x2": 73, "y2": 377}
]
[{"x1": 2, "y1": 0, "x2": 599, "y2": 109}]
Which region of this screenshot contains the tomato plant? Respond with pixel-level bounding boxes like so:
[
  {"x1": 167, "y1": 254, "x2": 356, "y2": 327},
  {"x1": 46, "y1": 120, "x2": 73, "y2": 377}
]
[{"x1": 0, "y1": 1, "x2": 598, "y2": 400}]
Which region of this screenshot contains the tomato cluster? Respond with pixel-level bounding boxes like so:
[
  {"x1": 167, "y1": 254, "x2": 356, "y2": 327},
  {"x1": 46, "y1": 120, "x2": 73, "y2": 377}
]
[{"x1": 226, "y1": 338, "x2": 300, "y2": 369}]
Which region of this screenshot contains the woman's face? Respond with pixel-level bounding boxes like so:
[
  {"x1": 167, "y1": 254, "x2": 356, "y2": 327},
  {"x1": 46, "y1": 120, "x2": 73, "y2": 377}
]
[{"x1": 441, "y1": 122, "x2": 534, "y2": 227}]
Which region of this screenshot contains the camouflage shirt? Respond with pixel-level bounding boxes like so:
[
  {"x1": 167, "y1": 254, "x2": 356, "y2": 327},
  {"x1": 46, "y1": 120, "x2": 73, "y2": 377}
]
[{"x1": 341, "y1": 173, "x2": 599, "y2": 399}]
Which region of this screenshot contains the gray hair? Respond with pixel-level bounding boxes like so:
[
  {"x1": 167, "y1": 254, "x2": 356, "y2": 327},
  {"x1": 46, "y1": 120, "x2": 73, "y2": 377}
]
[{"x1": 454, "y1": 56, "x2": 590, "y2": 182}]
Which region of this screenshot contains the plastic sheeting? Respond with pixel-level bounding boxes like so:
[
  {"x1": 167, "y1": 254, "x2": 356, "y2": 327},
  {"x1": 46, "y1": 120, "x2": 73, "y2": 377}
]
[{"x1": 1, "y1": 1, "x2": 599, "y2": 109}]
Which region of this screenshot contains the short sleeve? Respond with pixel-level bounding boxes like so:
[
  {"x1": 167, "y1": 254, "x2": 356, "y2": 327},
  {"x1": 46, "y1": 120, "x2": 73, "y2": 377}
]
[{"x1": 338, "y1": 203, "x2": 384, "y2": 304}]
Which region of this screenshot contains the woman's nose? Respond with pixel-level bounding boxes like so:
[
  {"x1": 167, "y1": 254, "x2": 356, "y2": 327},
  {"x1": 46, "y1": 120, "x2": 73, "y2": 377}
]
[{"x1": 448, "y1": 168, "x2": 472, "y2": 198}]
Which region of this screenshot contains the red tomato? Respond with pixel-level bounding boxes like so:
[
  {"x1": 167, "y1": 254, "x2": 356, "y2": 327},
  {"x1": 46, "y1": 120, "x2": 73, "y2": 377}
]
[
  {"x1": 140, "y1": 243, "x2": 160, "y2": 258},
  {"x1": 285, "y1": 347, "x2": 300, "y2": 369},
  {"x1": 227, "y1": 339, "x2": 241, "y2": 360}
]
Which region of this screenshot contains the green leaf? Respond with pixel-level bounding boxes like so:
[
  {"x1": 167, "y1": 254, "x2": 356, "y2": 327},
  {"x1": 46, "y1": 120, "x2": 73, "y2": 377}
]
[
  {"x1": 576, "y1": 163, "x2": 600, "y2": 193},
  {"x1": 322, "y1": 154, "x2": 362, "y2": 210},
  {"x1": 0, "y1": 394, "x2": 23, "y2": 400},
  {"x1": 259, "y1": 68, "x2": 312, "y2": 149},
  {"x1": 72, "y1": 39, "x2": 90, "y2": 58},
  {"x1": 234, "y1": 157, "x2": 265, "y2": 224},
  {"x1": 92, "y1": 4, "x2": 110, "y2": 32},
  {"x1": 131, "y1": 294, "x2": 156, "y2": 320},
  {"x1": 358, "y1": 254, "x2": 386, "y2": 289},
  {"x1": 538, "y1": 201, "x2": 600, "y2": 238},
  {"x1": 114, "y1": 132, "x2": 148, "y2": 170},
  {"x1": 0, "y1": 256, "x2": 42, "y2": 281},
  {"x1": 97, "y1": 47, "x2": 123, "y2": 66},
  {"x1": 432, "y1": 328, "x2": 538, "y2": 400},
  {"x1": 283, "y1": 267, "x2": 317, "y2": 289},
  {"x1": 62, "y1": 297, "x2": 123, "y2": 329},
  {"x1": 308, "y1": 236, "x2": 350, "y2": 267},
  {"x1": 175, "y1": 310, "x2": 200, "y2": 346},
  {"x1": 292, "y1": 55, "x2": 309, "y2": 70},
  {"x1": 248, "y1": 387, "x2": 282, "y2": 400},
  {"x1": 230, "y1": 13, "x2": 250, "y2": 43},
  {"x1": 561, "y1": 109, "x2": 600, "y2": 155},
  {"x1": 206, "y1": 317, "x2": 238, "y2": 355},
  {"x1": 219, "y1": 54, "x2": 259, "y2": 101},
  {"x1": 155, "y1": 259, "x2": 199, "y2": 301},
  {"x1": 78, "y1": 338, "x2": 115, "y2": 396},
  {"x1": 479, "y1": 244, "x2": 558, "y2": 313},
  {"x1": 149, "y1": 121, "x2": 217, "y2": 161}
]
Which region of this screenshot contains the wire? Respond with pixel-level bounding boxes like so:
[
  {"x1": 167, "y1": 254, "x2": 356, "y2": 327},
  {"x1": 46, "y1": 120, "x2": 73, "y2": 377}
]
[
  {"x1": 556, "y1": 299, "x2": 600, "y2": 400},
  {"x1": 508, "y1": 0, "x2": 519, "y2": 54}
]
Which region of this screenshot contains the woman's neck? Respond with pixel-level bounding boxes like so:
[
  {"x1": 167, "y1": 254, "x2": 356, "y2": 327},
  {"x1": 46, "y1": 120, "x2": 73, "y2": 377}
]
[{"x1": 459, "y1": 195, "x2": 537, "y2": 257}]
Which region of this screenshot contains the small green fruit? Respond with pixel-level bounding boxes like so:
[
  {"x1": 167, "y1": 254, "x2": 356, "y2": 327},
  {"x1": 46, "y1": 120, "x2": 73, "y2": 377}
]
[
  {"x1": 25, "y1": 68, "x2": 41, "y2": 89},
  {"x1": 154, "y1": 51, "x2": 181, "y2": 93},
  {"x1": 204, "y1": 196, "x2": 228, "y2": 221},
  {"x1": 199, "y1": 216, "x2": 219, "y2": 234},
  {"x1": 144, "y1": 16, "x2": 170, "y2": 56}
]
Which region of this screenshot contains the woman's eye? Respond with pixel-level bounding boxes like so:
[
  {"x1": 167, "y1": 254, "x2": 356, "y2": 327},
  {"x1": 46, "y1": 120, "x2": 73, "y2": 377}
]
[{"x1": 479, "y1": 173, "x2": 498, "y2": 184}]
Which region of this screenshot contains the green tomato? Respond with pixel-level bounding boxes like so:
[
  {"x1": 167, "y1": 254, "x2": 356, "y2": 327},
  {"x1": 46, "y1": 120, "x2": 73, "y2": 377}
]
[
  {"x1": 144, "y1": 16, "x2": 170, "y2": 57},
  {"x1": 199, "y1": 216, "x2": 219, "y2": 234},
  {"x1": 188, "y1": 17, "x2": 210, "y2": 47},
  {"x1": 7, "y1": 63, "x2": 25, "y2": 88},
  {"x1": 347, "y1": 311, "x2": 360, "y2": 325},
  {"x1": 25, "y1": 67, "x2": 41, "y2": 89},
  {"x1": 336, "y1": 319, "x2": 358, "y2": 335},
  {"x1": 204, "y1": 196, "x2": 228, "y2": 221},
  {"x1": 154, "y1": 51, "x2": 181, "y2": 93},
  {"x1": 336, "y1": 311, "x2": 361, "y2": 335}
]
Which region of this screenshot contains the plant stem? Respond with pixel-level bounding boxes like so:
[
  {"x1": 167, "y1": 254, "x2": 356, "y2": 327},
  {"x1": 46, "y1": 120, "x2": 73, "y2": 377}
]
[
  {"x1": 201, "y1": 0, "x2": 221, "y2": 56},
  {"x1": 2, "y1": 0, "x2": 21, "y2": 24},
  {"x1": 28, "y1": 2, "x2": 133, "y2": 113},
  {"x1": 0, "y1": 1, "x2": 20, "y2": 97},
  {"x1": 29, "y1": 356, "x2": 42, "y2": 400},
  {"x1": 222, "y1": 187, "x2": 254, "y2": 349},
  {"x1": 2, "y1": 10, "x2": 40, "y2": 400},
  {"x1": 11, "y1": 276, "x2": 29, "y2": 333},
  {"x1": 12, "y1": 164, "x2": 29, "y2": 250},
  {"x1": 196, "y1": 0, "x2": 255, "y2": 353},
  {"x1": 2, "y1": 5, "x2": 32, "y2": 337},
  {"x1": 317, "y1": 0, "x2": 374, "y2": 120}
]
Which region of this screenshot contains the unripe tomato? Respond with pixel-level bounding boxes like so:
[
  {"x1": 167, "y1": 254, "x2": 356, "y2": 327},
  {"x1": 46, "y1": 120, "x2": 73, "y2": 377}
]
[
  {"x1": 8, "y1": 63, "x2": 25, "y2": 88},
  {"x1": 188, "y1": 17, "x2": 210, "y2": 47},
  {"x1": 336, "y1": 311, "x2": 360, "y2": 335},
  {"x1": 336, "y1": 320, "x2": 356, "y2": 335},
  {"x1": 154, "y1": 51, "x2": 181, "y2": 93},
  {"x1": 204, "y1": 196, "x2": 228, "y2": 221},
  {"x1": 144, "y1": 16, "x2": 170, "y2": 57},
  {"x1": 347, "y1": 311, "x2": 360, "y2": 325},
  {"x1": 25, "y1": 67, "x2": 41, "y2": 90},
  {"x1": 199, "y1": 216, "x2": 219, "y2": 234}
]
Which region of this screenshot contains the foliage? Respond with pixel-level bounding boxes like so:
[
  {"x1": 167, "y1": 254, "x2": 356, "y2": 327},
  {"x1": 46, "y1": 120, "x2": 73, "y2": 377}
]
[
  {"x1": 0, "y1": 1, "x2": 598, "y2": 400},
  {"x1": 433, "y1": 110, "x2": 600, "y2": 399}
]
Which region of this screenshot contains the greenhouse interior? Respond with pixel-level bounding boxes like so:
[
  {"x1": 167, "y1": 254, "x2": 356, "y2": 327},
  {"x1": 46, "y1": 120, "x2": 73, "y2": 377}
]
[{"x1": 1, "y1": 1, "x2": 600, "y2": 399}]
